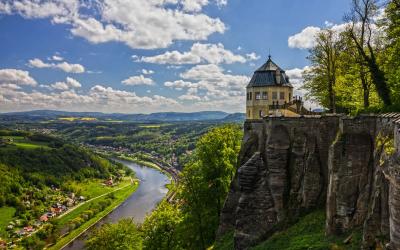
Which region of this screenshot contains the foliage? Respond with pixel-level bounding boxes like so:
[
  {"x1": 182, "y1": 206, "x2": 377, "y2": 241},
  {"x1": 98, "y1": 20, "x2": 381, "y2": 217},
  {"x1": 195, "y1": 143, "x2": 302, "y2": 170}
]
[
  {"x1": 0, "y1": 207, "x2": 15, "y2": 237},
  {"x1": 303, "y1": 29, "x2": 343, "y2": 112},
  {"x1": 177, "y1": 124, "x2": 242, "y2": 249},
  {"x1": 303, "y1": 0, "x2": 400, "y2": 113},
  {"x1": 251, "y1": 210, "x2": 362, "y2": 250},
  {"x1": 85, "y1": 124, "x2": 242, "y2": 250},
  {"x1": 141, "y1": 201, "x2": 183, "y2": 250},
  {"x1": 85, "y1": 219, "x2": 142, "y2": 250}
]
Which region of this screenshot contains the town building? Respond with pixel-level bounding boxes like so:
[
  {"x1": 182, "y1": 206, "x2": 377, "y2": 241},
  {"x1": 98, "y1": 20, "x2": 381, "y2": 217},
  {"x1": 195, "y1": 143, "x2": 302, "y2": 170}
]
[{"x1": 246, "y1": 56, "x2": 309, "y2": 119}]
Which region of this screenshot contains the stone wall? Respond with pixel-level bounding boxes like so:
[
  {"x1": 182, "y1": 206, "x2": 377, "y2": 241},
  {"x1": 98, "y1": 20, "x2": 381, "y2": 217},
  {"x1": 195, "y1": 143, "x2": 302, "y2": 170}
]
[{"x1": 217, "y1": 113, "x2": 400, "y2": 250}]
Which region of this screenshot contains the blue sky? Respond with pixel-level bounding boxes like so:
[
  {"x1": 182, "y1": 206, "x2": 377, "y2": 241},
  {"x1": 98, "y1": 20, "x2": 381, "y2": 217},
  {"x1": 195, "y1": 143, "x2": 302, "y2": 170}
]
[{"x1": 0, "y1": 0, "x2": 351, "y2": 113}]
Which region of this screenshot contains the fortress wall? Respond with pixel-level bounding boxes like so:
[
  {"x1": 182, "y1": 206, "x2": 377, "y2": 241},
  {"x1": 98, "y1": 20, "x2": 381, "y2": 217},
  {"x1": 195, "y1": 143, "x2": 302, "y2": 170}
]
[{"x1": 218, "y1": 114, "x2": 400, "y2": 250}]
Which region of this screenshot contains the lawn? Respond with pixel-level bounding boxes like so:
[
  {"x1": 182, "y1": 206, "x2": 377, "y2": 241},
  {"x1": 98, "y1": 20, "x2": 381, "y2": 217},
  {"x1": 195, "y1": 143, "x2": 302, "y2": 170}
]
[
  {"x1": 252, "y1": 210, "x2": 362, "y2": 250},
  {"x1": 0, "y1": 207, "x2": 16, "y2": 238},
  {"x1": 0, "y1": 136, "x2": 50, "y2": 149},
  {"x1": 139, "y1": 124, "x2": 162, "y2": 128},
  {"x1": 57, "y1": 178, "x2": 134, "y2": 225},
  {"x1": 13, "y1": 142, "x2": 49, "y2": 149},
  {"x1": 58, "y1": 117, "x2": 97, "y2": 122},
  {"x1": 213, "y1": 210, "x2": 362, "y2": 250},
  {"x1": 49, "y1": 183, "x2": 138, "y2": 250},
  {"x1": 67, "y1": 178, "x2": 133, "y2": 199}
]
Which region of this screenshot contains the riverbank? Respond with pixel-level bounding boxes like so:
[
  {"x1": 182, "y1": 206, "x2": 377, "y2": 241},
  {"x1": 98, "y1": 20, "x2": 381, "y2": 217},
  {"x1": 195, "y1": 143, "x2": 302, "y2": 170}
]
[
  {"x1": 112, "y1": 155, "x2": 179, "y2": 202},
  {"x1": 48, "y1": 182, "x2": 138, "y2": 250}
]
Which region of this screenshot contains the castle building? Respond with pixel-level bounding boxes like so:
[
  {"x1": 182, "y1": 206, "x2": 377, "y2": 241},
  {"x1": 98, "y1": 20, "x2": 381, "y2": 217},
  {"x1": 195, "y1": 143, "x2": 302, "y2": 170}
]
[{"x1": 246, "y1": 56, "x2": 297, "y2": 119}]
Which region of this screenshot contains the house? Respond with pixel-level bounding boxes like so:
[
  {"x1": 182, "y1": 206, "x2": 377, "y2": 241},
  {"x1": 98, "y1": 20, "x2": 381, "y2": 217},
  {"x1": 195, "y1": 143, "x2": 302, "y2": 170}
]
[
  {"x1": 40, "y1": 215, "x2": 48, "y2": 222},
  {"x1": 0, "y1": 239, "x2": 6, "y2": 249},
  {"x1": 24, "y1": 226, "x2": 34, "y2": 233},
  {"x1": 15, "y1": 229, "x2": 25, "y2": 237},
  {"x1": 104, "y1": 177, "x2": 113, "y2": 186},
  {"x1": 51, "y1": 207, "x2": 63, "y2": 214},
  {"x1": 33, "y1": 221, "x2": 42, "y2": 228},
  {"x1": 65, "y1": 198, "x2": 74, "y2": 207},
  {"x1": 246, "y1": 56, "x2": 311, "y2": 119},
  {"x1": 46, "y1": 212, "x2": 56, "y2": 218}
]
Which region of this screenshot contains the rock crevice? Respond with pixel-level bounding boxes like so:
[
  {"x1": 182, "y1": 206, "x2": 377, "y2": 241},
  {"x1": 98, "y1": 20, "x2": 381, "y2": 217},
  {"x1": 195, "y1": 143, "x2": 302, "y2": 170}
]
[{"x1": 218, "y1": 114, "x2": 400, "y2": 250}]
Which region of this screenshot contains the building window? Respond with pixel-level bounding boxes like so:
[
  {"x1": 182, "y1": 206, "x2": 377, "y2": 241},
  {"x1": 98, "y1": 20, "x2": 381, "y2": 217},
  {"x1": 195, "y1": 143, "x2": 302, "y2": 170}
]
[
  {"x1": 249, "y1": 92, "x2": 252, "y2": 100},
  {"x1": 289, "y1": 93, "x2": 292, "y2": 101},
  {"x1": 262, "y1": 91, "x2": 268, "y2": 100},
  {"x1": 272, "y1": 92, "x2": 277, "y2": 100},
  {"x1": 247, "y1": 92, "x2": 252, "y2": 100},
  {"x1": 280, "y1": 92, "x2": 285, "y2": 100},
  {"x1": 255, "y1": 92, "x2": 261, "y2": 100}
]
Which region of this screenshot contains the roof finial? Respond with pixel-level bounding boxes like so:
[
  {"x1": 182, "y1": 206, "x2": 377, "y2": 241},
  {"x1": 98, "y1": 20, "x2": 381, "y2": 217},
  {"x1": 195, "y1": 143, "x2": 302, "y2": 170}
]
[{"x1": 268, "y1": 49, "x2": 271, "y2": 60}]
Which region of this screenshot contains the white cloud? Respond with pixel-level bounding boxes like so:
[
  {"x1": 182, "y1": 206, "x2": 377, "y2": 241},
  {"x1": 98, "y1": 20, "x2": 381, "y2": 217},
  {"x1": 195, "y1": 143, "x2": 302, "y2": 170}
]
[
  {"x1": 51, "y1": 81, "x2": 69, "y2": 90},
  {"x1": 288, "y1": 26, "x2": 321, "y2": 49},
  {"x1": 51, "y1": 55, "x2": 64, "y2": 61},
  {"x1": 164, "y1": 80, "x2": 198, "y2": 90},
  {"x1": 285, "y1": 66, "x2": 320, "y2": 109},
  {"x1": 181, "y1": 0, "x2": 209, "y2": 12},
  {"x1": 122, "y1": 75, "x2": 155, "y2": 86},
  {"x1": 178, "y1": 94, "x2": 203, "y2": 101},
  {"x1": 28, "y1": 58, "x2": 85, "y2": 73},
  {"x1": 164, "y1": 64, "x2": 249, "y2": 111},
  {"x1": 49, "y1": 77, "x2": 81, "y2": 90},
  {"x1": 246, "y1": 52, "x2": 260, "y2": 61},
  {"x1": 0, "y1": 0, "x2": 226, "y2": 50},
  {"x1": 141, "y1": 69, "x2": 154, "y2": 75},
  {"x1": 0, "y1": 84, "x2": 180, "y2": 113},
  {"x1": 0, "y1": 69, "x2": 37, "y2": 86},
  {"x1": 66, "y1": 77, "x2": 81, "y2": 88},
  {"x1": 140, "y1": 43, "x2": 257, "y2": 65}
]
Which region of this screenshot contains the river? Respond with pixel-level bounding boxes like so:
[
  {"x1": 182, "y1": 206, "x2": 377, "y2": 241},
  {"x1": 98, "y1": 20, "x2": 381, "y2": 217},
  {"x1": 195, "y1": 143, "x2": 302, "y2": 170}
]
[{"x1": 62, "y1": 159, "x2": 170, "y2": 250}]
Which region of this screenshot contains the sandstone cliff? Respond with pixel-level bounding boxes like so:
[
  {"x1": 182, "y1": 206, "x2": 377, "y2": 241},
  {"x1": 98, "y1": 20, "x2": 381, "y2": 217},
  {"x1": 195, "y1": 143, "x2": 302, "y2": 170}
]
[{"x1": 217, "y1": 113, "x2": 400, "y2": 250}]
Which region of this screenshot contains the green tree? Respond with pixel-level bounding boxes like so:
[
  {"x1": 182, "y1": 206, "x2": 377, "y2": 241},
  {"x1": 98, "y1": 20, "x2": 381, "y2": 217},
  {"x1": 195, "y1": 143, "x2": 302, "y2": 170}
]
[
  {"x1": 303, "y1": 29, "x2": 343, "y2": 112},
  {"x1": 142, "y1": 201, "x2": 183, "y2": 250},
  {"x1": 85, "y1": 219, "x2": 142, "y2": 250},
  {"x1": 382, "y1": 0, "x2": 400, "y2": 104},
  {"x1": 346, "y1": 0, "x2": 392, "y2": 106},
  {"x1": 178, "y1": 124, "x2": 242, "y2": 249}
]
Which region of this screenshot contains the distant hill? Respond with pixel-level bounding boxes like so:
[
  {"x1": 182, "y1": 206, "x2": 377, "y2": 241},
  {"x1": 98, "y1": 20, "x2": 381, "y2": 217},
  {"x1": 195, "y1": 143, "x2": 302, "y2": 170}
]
[
  {"x1": 0, "y1": 110, "x2": 245, "y2": 122},
  {"x1": 221, "y1": 113, "x2": 246, "y2": 122}
]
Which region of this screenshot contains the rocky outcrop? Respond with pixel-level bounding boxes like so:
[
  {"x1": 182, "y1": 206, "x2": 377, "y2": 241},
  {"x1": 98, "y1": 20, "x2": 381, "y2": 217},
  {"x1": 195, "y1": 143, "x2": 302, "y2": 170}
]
[{"x1": 218, "y1": 114, "x2": 400, "y2": 250}]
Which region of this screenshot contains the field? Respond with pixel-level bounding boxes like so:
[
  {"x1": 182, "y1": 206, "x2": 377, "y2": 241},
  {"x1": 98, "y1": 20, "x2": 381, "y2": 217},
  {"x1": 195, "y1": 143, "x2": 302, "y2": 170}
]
[
  {"x1": 58, "y1": 178, "x2": 135, "y2": 225},
  {"x1": 0, "y1": 207, "x2": 15, "y2": 238},
  {"x1": 49, "y1": 183, "x2": 138, "y2": 250},
  {"x1": 0, "y1": 136, "x2": 50, "y2": 149},
  {"x1": 65, "y1": 178, "x2": 133, "y2": 200},
  {"x1": 58, "y1": 117, "x2": 98, "y2": 122}
]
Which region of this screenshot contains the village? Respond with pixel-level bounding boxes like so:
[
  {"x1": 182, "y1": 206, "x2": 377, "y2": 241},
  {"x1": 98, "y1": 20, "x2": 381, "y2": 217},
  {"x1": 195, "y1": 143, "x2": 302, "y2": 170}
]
[{"x1": 0, "y1": 177, "x2": 121, "y2": 249}]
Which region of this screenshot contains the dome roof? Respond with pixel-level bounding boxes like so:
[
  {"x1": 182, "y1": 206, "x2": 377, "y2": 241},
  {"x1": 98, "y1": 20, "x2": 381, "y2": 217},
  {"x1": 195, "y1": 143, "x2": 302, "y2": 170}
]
[{"x1": 247, "y1": 56, "x2": 293, "y2": 88}]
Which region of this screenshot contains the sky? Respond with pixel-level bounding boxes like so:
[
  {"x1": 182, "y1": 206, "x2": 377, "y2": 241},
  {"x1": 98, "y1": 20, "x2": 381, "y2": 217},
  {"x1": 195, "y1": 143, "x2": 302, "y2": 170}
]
[{"x1": 0, "y1": 0, "x2": 352, "y2": 114}]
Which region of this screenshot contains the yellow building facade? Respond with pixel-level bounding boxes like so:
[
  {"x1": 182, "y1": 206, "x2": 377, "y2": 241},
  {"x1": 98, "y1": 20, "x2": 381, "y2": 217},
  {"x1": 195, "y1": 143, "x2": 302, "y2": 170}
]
[{"x1": 246, "y1": 56, "x2": 294, "y2": 119}]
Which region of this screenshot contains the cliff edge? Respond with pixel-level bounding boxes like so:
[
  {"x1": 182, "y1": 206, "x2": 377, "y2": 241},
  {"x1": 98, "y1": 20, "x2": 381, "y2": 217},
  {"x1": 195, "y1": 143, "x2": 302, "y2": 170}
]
[{"x1": 217, "y1": 113, "x2": 400, "y2": 250}]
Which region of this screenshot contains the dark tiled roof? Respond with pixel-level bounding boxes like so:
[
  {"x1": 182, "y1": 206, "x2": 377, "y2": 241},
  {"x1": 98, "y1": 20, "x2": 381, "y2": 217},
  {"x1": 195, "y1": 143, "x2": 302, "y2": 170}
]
[{"x1": 247, "y1": 57, "x2": 293, "y2": 88}]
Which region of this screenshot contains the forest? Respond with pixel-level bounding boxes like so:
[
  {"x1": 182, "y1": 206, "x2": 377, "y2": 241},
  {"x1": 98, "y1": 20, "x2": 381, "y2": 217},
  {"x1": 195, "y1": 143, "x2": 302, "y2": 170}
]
[{"x1": 302, "y1": 0, "x2": 400, "y2": 114}]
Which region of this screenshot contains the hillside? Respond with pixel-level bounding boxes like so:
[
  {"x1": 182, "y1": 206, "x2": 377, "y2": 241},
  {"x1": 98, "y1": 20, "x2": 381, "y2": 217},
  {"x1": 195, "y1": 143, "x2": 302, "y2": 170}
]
[
  {"x1": 0, "y1": 130, "x2": 135, "y2": 248},
  {"x1": 0, "y1": 110, "x2": 239, "y2": 122}
]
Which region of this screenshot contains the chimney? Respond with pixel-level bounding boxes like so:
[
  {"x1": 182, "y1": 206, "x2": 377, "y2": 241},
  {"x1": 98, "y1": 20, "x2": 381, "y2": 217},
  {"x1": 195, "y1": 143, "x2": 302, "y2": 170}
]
[{"x1": 275, "y1": 69, "x2": 281, "y2": 84}]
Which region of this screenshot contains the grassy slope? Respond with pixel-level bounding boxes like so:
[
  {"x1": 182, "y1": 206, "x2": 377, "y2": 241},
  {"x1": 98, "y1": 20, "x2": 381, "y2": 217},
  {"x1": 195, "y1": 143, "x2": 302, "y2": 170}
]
[
  {"x1": 214, "y1": 210, "x2": 362, "y2": 250},
  {"x1": 49, "y1": 183, "x2": 138, "y2": 250},
  {"x1": 0, "y1": 207, "x2": 15, "y2": 238},
  {"x1": 0, "y1": 135, "x2": 50, "y2": 149},
  {"x1": 57, "y1": 179, "x2": 133, "y2": 226}
]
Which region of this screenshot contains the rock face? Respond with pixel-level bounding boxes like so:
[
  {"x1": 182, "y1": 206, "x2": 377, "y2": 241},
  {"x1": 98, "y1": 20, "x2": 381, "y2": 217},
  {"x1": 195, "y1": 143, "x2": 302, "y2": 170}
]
[{"x1": 217, "y1": 114, "x2": 400, "y2": 250}]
